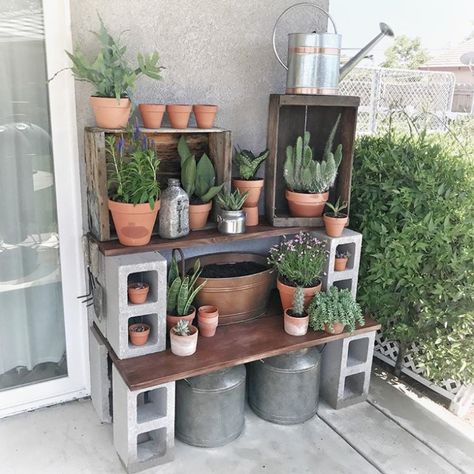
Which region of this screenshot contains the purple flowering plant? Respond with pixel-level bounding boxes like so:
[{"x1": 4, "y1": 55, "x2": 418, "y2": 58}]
[{"x1": 268, "y1": 232, "x2": 327, "y2": 287}]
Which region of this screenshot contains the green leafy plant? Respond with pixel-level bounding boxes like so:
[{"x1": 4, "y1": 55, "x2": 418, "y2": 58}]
[
  {"x1": 172, "y1": 320, "x2": 192, "y2": 336},
  {"x1": 64, "y1": 16, "x2": 163, "y2": 100},
  {"x1": 178, "y1": 136, "x2": 224, "y2": 203},
  {"x1": 216, "y1": 190, "x2": 248, "y2": 211},
  {"x1": 325, "y1": 198, "x2": 348, "y2": 217},
  {"x1": 234, "y1": 147, "x2": 269, "y2": 180},
  {"x1": 284, "y1": 116, "x2": 342, "y2": 193},
  {"x1": 290, "y1": 286, "x2": 305, "y2": 317},
  {"x1": 106, "y1": 127, "x2": 160, "y2": 208},
  {"x1": 308, "y1": 286, "x2": 364, "y2": 333}
]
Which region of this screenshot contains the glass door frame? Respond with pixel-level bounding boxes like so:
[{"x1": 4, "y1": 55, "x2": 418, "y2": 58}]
[{"x1": 0, "y1": 0, "x2": 89, "y2": 417}]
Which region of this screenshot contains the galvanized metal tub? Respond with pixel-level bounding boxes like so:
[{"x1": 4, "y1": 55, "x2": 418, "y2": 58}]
[
  {"x1": 175, "y1": 365, "x2": 246, "y2": 447},
  {"x1": 247, "y1": 347, "x2": 321, "y2": 424}
]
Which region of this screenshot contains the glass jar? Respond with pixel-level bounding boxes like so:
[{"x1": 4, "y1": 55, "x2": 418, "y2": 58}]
[{"x1": 158, "y1": 178, "x2": 189, "y2": 239}]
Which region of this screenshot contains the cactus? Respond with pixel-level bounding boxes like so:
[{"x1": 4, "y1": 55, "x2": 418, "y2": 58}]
[
  {"x1": 216, "y1": 190, "x2": 249, "y2": 211},
  {"x1": 292, "y1": 286, "x2": 305, "y2": 317},
  {"x1": 234, "y1": 147, "x2": 269, "y2": 180},
  {"x1": 172, "y1": 320, "x2": 191, "y2": 336}
]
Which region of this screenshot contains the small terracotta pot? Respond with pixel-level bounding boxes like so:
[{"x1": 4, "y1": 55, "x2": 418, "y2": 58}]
[
  {"x1": 323, "y1": 322, "x2": 345, "y2": 335},
  {"x1": 285, "y1": 189, "x2": 328, "y2": 217},
  {"x1": 243, "y1": 206, "x2": 259, "y2": 226},
  {"x1": 193, "y1": 104, "x2": 218, "y2": 129},
  {"x1": 139, "y1": 103, "x2": 165, "y2": 129},
  {"x1": 170, "y1": 325, "x2": 198, "y2": 356},
  {"x1": 277, "y1": 278, "x2": 321, "y2": 311},
  {"x1": 167, "y1": 104, "x2": 192, "y2": 129},
  {"x1": 284, "y1": 309, "x2": 309, "y2": 336},
  {"x1": 334, "y1": 257, "x2": 348, "y2": 271},
  {"x1": 90, "y1": 97, "x2": 131, "y2": 129},
  {"x1": 198, "y1": 305, "x2": 219, "y2": 337},
  {"x1": 232, "y1": 179, "x2": 264, "y2": 207},
  {"x1": 166, "y1": 306, "x2": 196, "y2": 332},
  {"x1": 108, "y1": 199, "x2": 160, "y2": 247},
  {"x1": 128, "y1": 282, "x2": 149, "y2": 304},
  {"x1": 189, "y1": 202, "x2": 212, "y2": 231},
  {"x1": 323, "y1": 213, "x2": 348, "y2": 237},
  {"x1": 129, "y1": 323, "x2": 150, "y2": 346}
]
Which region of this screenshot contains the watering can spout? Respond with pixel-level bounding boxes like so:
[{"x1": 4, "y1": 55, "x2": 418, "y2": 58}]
[{"x1": 339, "y1": 22, "x2": 394, "y2": 81}]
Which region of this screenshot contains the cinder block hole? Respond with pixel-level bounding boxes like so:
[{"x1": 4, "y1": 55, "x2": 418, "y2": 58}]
[
  {"x1": 333, "y1": 279, "x2": 353, "y2": 292},
  {"x1": 335, "y1": 243, "x2": 356, "y2": 271},
  {"x1": 127, "y1": 270, "x2": 159, "y2": 305},
  {"x1": 128, "y1": 314, "x2": 159, "y2": 349},
  {"x1": 136, "y1": 428, "x2": 167, "y2": 462},
  {"x1": 343, "y1": 372, "x2": 365, "y2": 400},
  {"x1": 347, "y1": 337, "x2": 369, "y2": 367},
  {"x1": 137, "y1": 386, "x2": 167, "y2": 424}
]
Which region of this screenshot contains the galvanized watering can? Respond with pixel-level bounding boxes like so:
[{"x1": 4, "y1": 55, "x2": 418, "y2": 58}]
[{"x1": 272, "y1": 2, "x2": 394, "y2": 94}]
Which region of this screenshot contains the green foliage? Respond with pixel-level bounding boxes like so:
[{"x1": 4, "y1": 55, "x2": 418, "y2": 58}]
[
  {"x1": 325, "y1": 197, "x2": 347, "y2": 217},
  {"x1": 178, "y1": 136, "x2": 224, "y2": 203},
  {"x1": 292, "y1": 286, "x2": 305, "y2": 317},
  {"x1": 172, "y1": 320, "x2": 191, "y2": 336},
  {"x1": 284, "y1": 117, "x2": 342, "y2": 193},
  {"x1": 351, "y1": 131, "x2": 474, "y2": 383},
  {"x1": 335, "y1": 248, "x2": 350, "y2": 259},
  {"x1": 308, "y1": 287, "x2": 364, "y2": 333},
  {"x1": 234, "y1": 147, "x2": 269, "y2": 180},
  {"x1": 381, "y1": 35, "x2": 429, "y2": 69},
  {"x1": 216, "y1": 190, "x2": 248, "y2": 211},
  {"x1": 106, "y1": 129, "x2": 160, "y2": 207},
  {"x1": 65, "y1": 16, "x2": 163, "y2": 100}
]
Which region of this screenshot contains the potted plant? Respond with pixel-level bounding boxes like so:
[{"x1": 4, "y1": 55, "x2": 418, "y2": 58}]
[
  {"x1": 129, "y1": 321, "x2": 151, "y2": 346},
  {"x1": 283, "y1": 116, "x2": 342, "y2": 217},
  {"x1": 193, "y1": 104, "x2": 218, "y2": 129},
  {"x1": 167, "y1": 104, "x2": 193, "y2": 129},
  {"x1": 323, "y1": 198, "x2": 348, "y2": 237},
  {"x1": 268, "y1": 232, "x2": 326, "y2": 310},
  {"x1": 197, "y1": 305, "x2": 219, "y2": 337},
  {"x1": 178, "y1": 136, "x2": 224, "y2": 230},
  {"x1": 128, "y1": 282, "x2": 149, "y2": 304},
  {"x1": 65, "y1": 17, "x2": 163, "y2": 129},
  {"x1": 284, "y1": 286, "x2": 309, "y2": 336},
  {"x1": 308, "y1": 286, "x2": 364, "y2": 335},
  {"x1": 216, "y1": 190, "x2": 248, "y2": 235},
  {"x1": 334, "y1": 248, "x2": 350, "y2": 271},
  {"x1": 107, "y1": 128, "x2": 161, "y2": 246},
  {"x1": 170, "y1": 320, "x2": 198, "y2": 356}
]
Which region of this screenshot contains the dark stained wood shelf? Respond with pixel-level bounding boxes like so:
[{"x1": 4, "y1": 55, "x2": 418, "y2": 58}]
[{"x1": 98, "y1": 295, "x2": 380, "y2": 391}]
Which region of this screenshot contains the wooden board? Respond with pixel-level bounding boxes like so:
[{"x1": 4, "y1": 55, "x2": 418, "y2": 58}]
[{"x1": 265, "y1": 94, "x2": 360, "y2": 227}]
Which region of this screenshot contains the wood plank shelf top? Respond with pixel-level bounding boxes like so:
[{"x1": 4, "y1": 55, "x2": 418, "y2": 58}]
[
  {"x1": 85, "y1": 126, "x2": 228, "y2": 134},
  {"x1": 98, "y1": 296, "x2": 380, "y2": 391},
  {"x1": 94, "y1": 223, "x2": 312, "y2": 256}
]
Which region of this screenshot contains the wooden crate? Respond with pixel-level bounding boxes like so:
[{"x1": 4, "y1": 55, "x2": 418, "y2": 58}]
[
  {"x1": 84, "y1": 127, "x2": 232, "y2": 241},
  {"x1": 265, "y1": 94, "x2": 360, "y2": 227}
]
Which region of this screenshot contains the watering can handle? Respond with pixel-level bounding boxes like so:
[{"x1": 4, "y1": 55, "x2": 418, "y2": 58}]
[{"x1": 272, "y1": 2, "x2": 338, "y2": 70}]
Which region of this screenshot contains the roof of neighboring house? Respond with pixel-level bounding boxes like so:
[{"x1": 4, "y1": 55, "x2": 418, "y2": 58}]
[{"x1": 420, "y1": 39, "x2": 474, "y2": 69}]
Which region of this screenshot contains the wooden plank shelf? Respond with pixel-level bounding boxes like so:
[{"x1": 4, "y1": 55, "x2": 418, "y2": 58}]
[{"x1": 97, "y1": 294, "x2": 380, "y2": 391}]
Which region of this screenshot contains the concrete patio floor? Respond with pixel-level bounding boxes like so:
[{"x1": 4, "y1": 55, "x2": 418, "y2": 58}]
[{"x1": 1, "y1": 368, "x2": 473, "y2": 474}]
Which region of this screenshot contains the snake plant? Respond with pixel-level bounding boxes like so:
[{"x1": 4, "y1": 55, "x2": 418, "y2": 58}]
[{"x1": 234, "y1": 147, "x2": 269, "y2": 180}]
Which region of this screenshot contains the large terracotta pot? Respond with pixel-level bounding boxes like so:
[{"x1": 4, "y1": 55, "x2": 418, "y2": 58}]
[
  {"x1": 167, "y1": 104, "x2": 192, "y2": 129},
  {"x1": 334, "y1": 257, "x2": 348, "y2": 271},
  {"x1": 193, "y1": 104, "x2": 218, "y2": 129},
  {"x1": 243, "y1": 206, "x2": 259, "y2": 226},
  {"x1": 276, "y1": 278, "x2": 321, "y2": 311},
  {"x1": 166, "y1": 306, "x2": 196, "y2": 332},
  {"x1": 323, "y1": 213, "x2": 348, "y2": 237},
  {"x1": 232, "y1": 179, "x2": 264, "y2": 207},
  {"x1": 197, "y1": 305, "x2": 219, "y2": 337},
  {"x1": 108, "y1": 199, "x2": 160, "y2": 246},
  {"x1": 285, "y1": 189, "x2": 328, "y2": 217},
  {"x1": 323, "y1": 322, "x2": 345, "y2": 335},
  {"x1": 128, "y1": 323, "x2": 150, "y2": 346},
  {"x1": 170, "y1": 325, "x2": 198, "y2": 356},
  {"x1": 90, "y1": 97, "x2": 131, "y2": 129},
  {"x1": 128, "y1": 282, "x2": 149, "y2": 304},
  {"x1": 189, "y1": 202, "x2": 212, "y2": 231},
  {"x1": 284, "y1": 309, "x2": 309, "y2": 336},
  {"x1": 139, "y1": 103, "x2": 165, "y2": 129}
]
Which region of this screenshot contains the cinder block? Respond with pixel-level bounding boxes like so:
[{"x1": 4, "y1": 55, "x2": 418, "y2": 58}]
[
  {"x1": 105, "y1": 252, "x2": 167, "y2": 359},
  {"x1": 112, "y1": 365, "x2": 175, "y2": 473},
  {"x1": 89, "y1": 325, "x2": 112, "y2": 423},
  {"x1": 320, "y1": 331, "x2": 375, "y2": 409}
]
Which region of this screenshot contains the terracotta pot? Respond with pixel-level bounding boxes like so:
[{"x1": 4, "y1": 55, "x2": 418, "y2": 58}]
[
  {"x1": 323, "y1": 322, "x2": 345, "y2": 335},
  {"x1": 323, "y1": 213, "x2": 348, "y2": 237},
  {"x1": 284, "y1": 309, "x2": 309, "y2": 336},
  {"x1": 128, "y1": 282, "x2": 149, "y2": 304},
  {"x1": 128, "y1": 323, "x2": 150, "y2": 346},
  {"x1": 243, "y1": 206, "x2": 259, "y2": 226},
  {"x1": 167, "y1": 104, "x2": 192, "y2": 129},
  {"x1": 139, "y1": 103, "x2": 165, "y2": 129},
  {"x1": 108, "y1": 199, "x2": 160, "y2": 247},
  {"x1": 334, "y1": 257, "x2": 348, "y2": 271},
  {"x1": 232, "y1": 179, "x2": 264, "y2": 207},
  {"x1": 277, "y1": 278, "x2": 321, "y2": 311},
  {"x1": 170, "y1": 325, "x2": 198, "y2": 356},
  {"x1": 285, "y1": 189, "x2": 329, "y2": 217},
  {"x1": 193, "y1": 104, "x2": 218, "y2": 129},
  {"x1": 189, "y1": 202, "x2": 212, "y2": 231},
  {"x1": 90, "y1": 97, "x2": 131, "y2": 129},
  {"x1": 166, "y1": 306, "x2": 196, "y2": 332},
  {"x1": 198, "y1": 305, "x2": 219, "y2": 337}
]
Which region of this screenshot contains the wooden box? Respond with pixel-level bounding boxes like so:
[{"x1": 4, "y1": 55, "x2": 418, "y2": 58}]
[
  {"x1": 265, "y1": 94, "x2": 360, "y2": 227},
  {"x1": 84, "y1": 127, "x2": 232, "y2": 242}
]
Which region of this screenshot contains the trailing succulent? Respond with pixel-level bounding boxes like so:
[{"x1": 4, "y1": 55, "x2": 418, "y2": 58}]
[
  {"x1": 172, "y1": 320, "x2": 192, "y2": 336},
  {"x1": 216, "y1": 190, "x2": 248, "y2": 211},
  {"x1": 234, "y1": 147, "x2": 269, "y2": 180},
  {"x1": 178, "y1": 136, "x2": 224, "y2": 203},
  {"x1": 284, "y1": 116, "x2": 342, "y2": 193},
  {"x1": 290, "y1": 286, "x2": 306, "y2": 317},
  {"x1": 308, "y1": 286, "x2": 364, "y2": 333}
]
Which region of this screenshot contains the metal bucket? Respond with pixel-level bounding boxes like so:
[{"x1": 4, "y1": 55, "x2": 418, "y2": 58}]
[
  {"x1": 248, "y1": 347, "x2": 321, "y2": 424},
  {"x1": 175, "y1": 365, "x2": 246, "y2": 447}
]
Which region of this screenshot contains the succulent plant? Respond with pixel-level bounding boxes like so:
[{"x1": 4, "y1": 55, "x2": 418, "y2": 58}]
[
  {"x1": 292, "y1": 286, "x2": 305, "y2": 317},
  {"x1": 216, "y1": 190, "x2": 249, "y2": 211},
  {"x1": 172, "y1": 320, "x2": 191, "y2": 336},
  {"x1": 325, "y1": 197, "x2": 348, "y2": 217},
  {"x1": 234, "y1": 147, "x2": 269, "y2": 180},
  {"x1": 335, "y1": 248, "x2": 351, "y2": 259}
]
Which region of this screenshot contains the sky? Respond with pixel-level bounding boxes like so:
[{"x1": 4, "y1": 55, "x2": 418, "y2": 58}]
[{"x1": 329, "y1": 0, "x2": 473, "y2": 64}]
